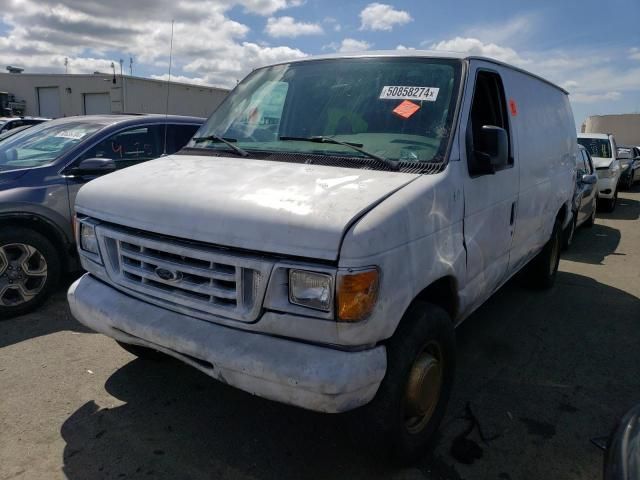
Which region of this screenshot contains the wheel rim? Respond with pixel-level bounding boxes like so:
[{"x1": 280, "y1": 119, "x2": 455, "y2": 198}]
[
  {"x1": 404, "y1": 342, "x2": 443, "y2": 434},
  {"x1": 0, "y1": 243, "x2": 48, "y2": 306}
]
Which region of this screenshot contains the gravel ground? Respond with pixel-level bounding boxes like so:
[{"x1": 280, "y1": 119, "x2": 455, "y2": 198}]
[{"x1": 1, "y1": 188, "x2": 639, "y2": 480}]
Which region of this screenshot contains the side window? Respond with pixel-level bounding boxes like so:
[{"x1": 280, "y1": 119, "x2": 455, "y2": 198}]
[
  {"x1": 576, "y1": 151, "x2": 588, "y2": 175},
  {"x1": 78, "y1": 125, "x2": 164, "y2": 169},
  {"x1": 8, "y1": 121, "x2": 23, "y2": 130},
  {"x1": 467, "y1": 70, "x2": 512, "y2": 174},
  {"x1": 165, "y1": 124, "x2": 200, "y2": 154}
]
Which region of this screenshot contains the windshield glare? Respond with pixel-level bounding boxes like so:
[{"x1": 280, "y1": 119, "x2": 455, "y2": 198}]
[
  {"x1": 0, "y1": 121, "x2": 103, "y2": 171},
  {"x1": 190, "y1": 58, "x2": 461, "y2": 164},
  {"x1": 577, "y1": 137, "x2": 612, "y2": 158}
]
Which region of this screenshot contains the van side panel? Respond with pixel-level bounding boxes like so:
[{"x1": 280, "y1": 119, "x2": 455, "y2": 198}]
[
  {"x1": 338, "y1": 168, "x2": 465, "y2": 345},
  {"x1": 507, "y1": 70, "x2": 576, "y2": 273}
]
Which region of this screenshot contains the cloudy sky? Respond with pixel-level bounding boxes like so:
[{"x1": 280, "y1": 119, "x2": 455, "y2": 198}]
[{"x1": 1, "y1": 0, "x2": 639, "y2": 127}]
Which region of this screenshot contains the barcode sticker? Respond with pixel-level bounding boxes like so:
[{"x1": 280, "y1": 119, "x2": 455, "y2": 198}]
[{"x1": 379, "y1": 86, "x2": 439, "y2": 101}]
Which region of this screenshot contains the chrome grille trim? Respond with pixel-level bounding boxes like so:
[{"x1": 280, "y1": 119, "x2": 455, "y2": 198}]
[{"x1": 95, "y1": 225, "x2": 273, "y2": 322}]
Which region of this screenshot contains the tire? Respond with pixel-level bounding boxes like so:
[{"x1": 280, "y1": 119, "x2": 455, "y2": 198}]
[
  {"x1": 350, "y1": 302, "x2": 455, "y2": 464},
  {"x1": 526, "y1": 218, "x2": 562, "y2": 289},
  {"x1": 562, "y1": 215, "x2": 576, "y2": 250},
  {"x1": 603, "y1": 189, "x2": 618, "y2": 213},
  {"x1": 626, "y1": 175, "x2": 634, "y2": 190},
  {"x1": 0, "y1": 227, "x2": 61, "y2": 319},
  {"x1": 116, "y1": 341, "x2": 166, "y2": 361},
  {"x1": 584, "y1": 198, "x2": 597, "y2": 228}
]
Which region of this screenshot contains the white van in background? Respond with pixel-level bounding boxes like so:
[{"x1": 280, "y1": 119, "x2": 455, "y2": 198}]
[
  {"x1": 68, "y1": 52, "x2": 576, "y2": 462},
  {"x1": 578, "y1": 133, "x2": 621, "y2": 212}
]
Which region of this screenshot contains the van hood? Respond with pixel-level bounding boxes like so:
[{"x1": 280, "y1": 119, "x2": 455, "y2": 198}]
[
  {"x1": 75, "y1": 155, "x2": 418, "y2": 260},
  {"x1": 591, "y1": 157, "x2": 613, "y2": 169}
]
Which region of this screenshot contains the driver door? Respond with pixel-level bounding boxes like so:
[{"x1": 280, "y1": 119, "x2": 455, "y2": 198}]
[{"x1": 460, "y1": 62, "x2": 519, "y2": 308}]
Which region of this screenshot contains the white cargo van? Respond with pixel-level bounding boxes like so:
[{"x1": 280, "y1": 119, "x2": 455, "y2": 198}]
[
  {"x1": 68, "y1": 52, "x2": 576, "y2": 461},
  {"x1": 577, "y1": 133, "x2": 621, "y2": 212}
]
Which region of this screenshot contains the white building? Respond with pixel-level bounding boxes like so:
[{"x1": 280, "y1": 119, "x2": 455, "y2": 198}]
[
  {"x1": 582, "y1": 114, "x2": 640, "y2": 146},
  {"x1": 0, "y1": 71, "x2": 229, "y2": 118}
]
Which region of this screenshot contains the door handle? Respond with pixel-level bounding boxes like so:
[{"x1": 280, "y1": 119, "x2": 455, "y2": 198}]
[{"x1": 510, "y1": 202, "x2": 516, "y2": 226}]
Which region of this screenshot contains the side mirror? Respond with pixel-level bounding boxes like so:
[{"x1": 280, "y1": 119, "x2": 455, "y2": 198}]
[
  {"x1": 472, "y1": 126, "x2": 509, "y2": 175},
  {"x1": 581, "y1": 174, "x2": 598, "y2": 185},
  {"x1": 68, "y1": 157, "x2": 117, "y2": 176}
]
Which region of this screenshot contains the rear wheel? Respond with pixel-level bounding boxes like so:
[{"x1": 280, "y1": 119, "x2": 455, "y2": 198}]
[
  {"x1": 0, "y1": 228, "x2": 60, "y2": 319},
  {"x1": 351, "y1": 302, "x2": 455, "y2": 464},
  {"x1": 526, "y1": 218, "x2": 562, "y2": 289}
]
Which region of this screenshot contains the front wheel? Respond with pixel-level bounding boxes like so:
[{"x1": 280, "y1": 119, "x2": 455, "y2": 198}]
[
  {"x1": 603, "y1": 189, "x2": 618, "y2": 213},
  {"x1": 0, "y1": 228, "x2": 61, "y2": 318},
  {"x1": 350, "y1": 302, "x2": 455, "y2": 464}
]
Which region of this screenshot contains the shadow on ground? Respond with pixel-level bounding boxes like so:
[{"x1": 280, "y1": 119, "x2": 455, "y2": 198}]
[
  {"x1": 562, "y1": 223, "x2": 621, "y2": 265},
  {"x1": 598, "y1": 192, "x2": 640, "y2": 221},
  {"x1": 0, "y1": 272, "x2": 89, "y2": 349},
  {"x1": 60, "y1": 271, "x2": 640, "y2": 480}
]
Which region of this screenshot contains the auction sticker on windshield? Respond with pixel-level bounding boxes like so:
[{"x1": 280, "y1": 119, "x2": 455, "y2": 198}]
[
  {"x1": 54, "y1": 130, "x2": 88, "y2": 140},
  {"x1": 379, "y1": 86, "x2": 439, "y2": 102}
]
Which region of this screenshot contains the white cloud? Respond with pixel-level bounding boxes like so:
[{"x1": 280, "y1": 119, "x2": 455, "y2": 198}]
[
  {"x1": 395, "y1": 45, "x2": 415, "y2": 51},
  {"x1": 265, "y1": 16, "x2": 323, "y2": 37},
  {"x1": 465, "y1": 14, "x2": 537, "y2": 45},
  {"x1": 430, "y1": 37, "x2": 526, "y2": 65},
  {"x1": 429, "y1": 35, "x2": 640, "y2": 108},
  {"x1": 359, "y1": 3, "x2": 412, "y2": 31},
  {"x1": 337, "y1": 38, "x2": 371, "y2": 53},
  {"x1": 571, "y1": 91, "x2": 621, "y2": 104},
  {"x1": 237, "y1": 0, "x2": 304, "y2": 15},
  {"x1": 0, "y1": 0, "x2": 309, "y2": 88},
  {"x1": 630, "y1": 48, "x2": 640, "y2": 61}
]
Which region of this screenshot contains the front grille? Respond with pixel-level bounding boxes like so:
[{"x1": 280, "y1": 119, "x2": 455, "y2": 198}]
[{"x1": 96, "y1": 225, "x2": 272, "y2": 322}]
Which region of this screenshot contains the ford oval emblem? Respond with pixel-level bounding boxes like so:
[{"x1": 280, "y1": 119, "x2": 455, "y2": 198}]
[{"x1": 155, "y1": 267, "x2": 181, "y2": 282}]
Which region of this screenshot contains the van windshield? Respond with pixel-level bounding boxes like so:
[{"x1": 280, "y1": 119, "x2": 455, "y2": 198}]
[
  {"x1": 189, "y1": 57, "x2": 462, "y2": 167},
  {"x1": 0, "y1": 121, "x2": 103, "y2": 171},
  {"x1": 577, "y1": 138, "x2": 612, "y2": 158}
]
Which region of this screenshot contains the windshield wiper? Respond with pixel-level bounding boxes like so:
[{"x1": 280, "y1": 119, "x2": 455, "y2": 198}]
[
  {"x1": 279, "y1": 136, "x2": 398, "y2": 171},
  {"x1": 192, "y1": 134, "x2": 249, "y2": 157}
]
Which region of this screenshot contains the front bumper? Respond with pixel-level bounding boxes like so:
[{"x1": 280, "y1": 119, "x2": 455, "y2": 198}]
[
  {"x1": 67, "y1": 274, "x2": 387, "y2": 413},
  {"x1": 597, "y1": 175, "x2": 619, "y2": 199}
]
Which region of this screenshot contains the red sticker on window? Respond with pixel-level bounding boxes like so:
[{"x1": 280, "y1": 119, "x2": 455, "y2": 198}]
[
  {"x1": 393, "y1": 100, "x2": 420, "y2": 119},
  {"x1": 509, "y1": 99, "x2": 518, "y2": 116}
]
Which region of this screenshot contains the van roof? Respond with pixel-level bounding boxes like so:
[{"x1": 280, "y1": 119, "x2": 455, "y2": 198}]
[
  {"x1": 273, "y1": 50, "x2": 568, "y2": 95},
  {"x1": 578, "y1": 133, "x2": 611, "y2": 139}
]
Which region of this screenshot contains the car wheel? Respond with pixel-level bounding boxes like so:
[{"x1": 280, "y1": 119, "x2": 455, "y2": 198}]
[
  {"x1": 0, "y1": 228, "x2": 61, "y2": 319},
  {"x1": 527, "y1": 218, "x2": 561, "y2": 289},
  {"x1": 604, "y1": 189, "x2": 618, "y2": 213},
  {"x1": 116, "y1": 341, "x2": 167, "y2": 361},
  {"x1": 350, "y1": 302, "x2": 455, "y2": 464},
  {"x1": 562, "y1": 215, "x2": 576, "y2": 250}
]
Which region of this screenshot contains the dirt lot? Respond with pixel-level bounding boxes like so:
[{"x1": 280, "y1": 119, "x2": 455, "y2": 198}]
[{"x1": 1, "y1": 188, "x2": 639, "y2": 480}]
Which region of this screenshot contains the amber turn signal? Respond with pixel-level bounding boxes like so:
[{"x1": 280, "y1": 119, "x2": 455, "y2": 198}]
[{"x1": 337, "y1": 268, "x2": 379, "y2": 322}]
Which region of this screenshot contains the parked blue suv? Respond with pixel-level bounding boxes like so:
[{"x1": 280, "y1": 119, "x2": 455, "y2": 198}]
[{"x1": 0, "y1": 114, "x2": 204, "y2": 317}]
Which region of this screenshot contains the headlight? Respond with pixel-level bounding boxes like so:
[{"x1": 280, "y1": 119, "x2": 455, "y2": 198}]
[
  {"x1": 289, "y1": 270, "x2": 333, "y2": 312},
  {"x1": 79, "y1": 223, "x2": 99, "y2": 255},
  {"x1": 337, "y1": 268, "x2": 379, "y2": 322}
]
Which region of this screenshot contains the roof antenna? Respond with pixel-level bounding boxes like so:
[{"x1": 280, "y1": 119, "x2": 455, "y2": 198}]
[{"x1": 163, "y1": 19, "x2": 175, "y2": 155}]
